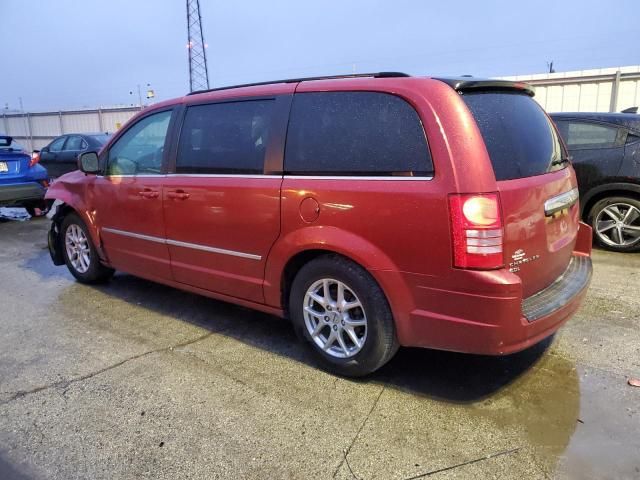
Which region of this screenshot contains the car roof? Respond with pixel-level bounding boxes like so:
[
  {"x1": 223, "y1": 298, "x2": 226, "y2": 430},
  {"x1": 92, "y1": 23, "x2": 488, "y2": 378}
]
[
  {"x1": 550, "y1": 112, "x2": 640, "y2": 130},
  {"x1": 181, "y1": 73, "x2": 534, "y2": 103}
]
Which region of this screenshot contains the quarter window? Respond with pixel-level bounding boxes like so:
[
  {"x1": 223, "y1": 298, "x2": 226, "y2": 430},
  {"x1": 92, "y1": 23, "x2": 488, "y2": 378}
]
[
  {"x1": 284, "y1": 92, "x2": 432, "y2": 176},
  {"x1": 176, "y1": 100, "x2": 274, "y2": 174},
  {"x1": 107, "y1": 110, "x2": 172, "y2": 175},
  {"x1": 562, "y1": 121, "x2": 619, "y2": 149}
]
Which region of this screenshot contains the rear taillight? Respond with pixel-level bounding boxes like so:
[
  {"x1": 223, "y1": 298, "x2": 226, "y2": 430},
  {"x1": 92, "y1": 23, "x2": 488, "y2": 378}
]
[
  {"x1": 448, "y1": 193, "x2": 504, "y2": 269},
  {"x1": 29, "y1": 151, "x2": 40, "y2": 168}
]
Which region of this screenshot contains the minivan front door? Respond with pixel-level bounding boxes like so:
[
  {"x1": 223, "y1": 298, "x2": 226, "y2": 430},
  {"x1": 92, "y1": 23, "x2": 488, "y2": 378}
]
[
  {"x1": 92, "y1": 109, "x2": 174, "y2": 281},
  {"x1": 163, "y1": 97, "x2": 288, "y2": 303}
]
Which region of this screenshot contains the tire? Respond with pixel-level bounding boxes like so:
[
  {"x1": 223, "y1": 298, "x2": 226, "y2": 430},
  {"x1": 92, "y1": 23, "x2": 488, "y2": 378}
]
[
  {"x1": 289, "y1": 255, "x2": 399, "y2": 377},
  {"x1": 588, "y1": 196, "x2": 640, "y2": 253},
  {"x1": 61, "y1": 213, "x2": 115, "y2": 283}
]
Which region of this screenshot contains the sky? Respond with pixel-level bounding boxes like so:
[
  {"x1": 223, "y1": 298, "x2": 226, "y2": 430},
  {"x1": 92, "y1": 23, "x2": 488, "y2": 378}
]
[{"x1": 1, "y1": 0, "x2": 638, "y2": 111}]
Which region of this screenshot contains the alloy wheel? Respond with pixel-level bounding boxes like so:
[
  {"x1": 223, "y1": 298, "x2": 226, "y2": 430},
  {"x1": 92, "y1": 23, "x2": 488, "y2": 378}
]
[
  {"x1": 595, "y1": 203, "x2": 640, "y2": 247},
  {"x1": 65, "y1": 224, "x2": 91, "y2": 273},
  {"x1": 302, "y1": 278, "x2": 368, "y2": 359}
]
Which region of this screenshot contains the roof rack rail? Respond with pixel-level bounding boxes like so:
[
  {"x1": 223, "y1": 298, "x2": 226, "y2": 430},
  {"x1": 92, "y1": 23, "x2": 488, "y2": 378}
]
[{"x1": 187, "y1": 72, "x2": 411, "y2": 96}]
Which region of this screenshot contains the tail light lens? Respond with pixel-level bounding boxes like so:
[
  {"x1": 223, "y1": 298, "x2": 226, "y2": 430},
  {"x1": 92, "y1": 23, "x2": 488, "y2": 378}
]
[
  {"x1": 449, "y1": 193, "x2": 504, "y2": 269},
  {"x1": 29, "y1": 151, "x2": 40, "y2": 168}
]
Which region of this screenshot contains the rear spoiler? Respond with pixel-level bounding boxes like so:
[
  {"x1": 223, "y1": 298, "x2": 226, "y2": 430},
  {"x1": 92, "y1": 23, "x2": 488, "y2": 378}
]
[
  {"x1": 434, "y1": 77, "x2": 535, "y2": 97},
  {"x1": 0, "y1": 135, "x2": 13, "y2": 147}
]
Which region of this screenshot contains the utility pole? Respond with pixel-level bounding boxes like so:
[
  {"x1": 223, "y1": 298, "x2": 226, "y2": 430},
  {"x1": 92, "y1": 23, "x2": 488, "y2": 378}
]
[{"x1": 186, "y1": 0, "x2": 210, "y2": 92}]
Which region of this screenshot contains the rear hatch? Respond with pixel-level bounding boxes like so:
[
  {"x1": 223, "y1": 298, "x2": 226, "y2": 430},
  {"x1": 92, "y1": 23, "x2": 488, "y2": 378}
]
[
  {"x1": 0, "y1": 137, "x2": 30, "y2": 183},
  {"x1": 461, "y1": 91, "x2": 579, "y2": 297}
]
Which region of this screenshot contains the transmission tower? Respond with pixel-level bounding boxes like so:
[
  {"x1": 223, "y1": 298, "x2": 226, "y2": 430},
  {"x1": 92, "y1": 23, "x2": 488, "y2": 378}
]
[{"x1": 186, "y1": 0, "x2": 210, "y2": 92}]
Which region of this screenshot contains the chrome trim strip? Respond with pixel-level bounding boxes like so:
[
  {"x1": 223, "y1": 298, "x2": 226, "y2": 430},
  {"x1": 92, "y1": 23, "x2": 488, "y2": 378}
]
[
  {"x1": 165, "y1": 239, "x2": 262, "y2": 260},
  {"x1": 544, "y1": 187, "x2": 579, "y2": 216},
  {"x1": 102, "y1": 227, "x2": 165, "y2": 244},
  {"x1": 101, "y1": 174, "x2": 166, "y2": 178},
  {"x1": 101, "y1": 227, "x2": 261, "y2": 260},
  {"x1": 166, "y1": 174, "x2": 281, "y2": 179},
  {"x1": 283, "y1": 175, "x2": 434, "y2": 181}
]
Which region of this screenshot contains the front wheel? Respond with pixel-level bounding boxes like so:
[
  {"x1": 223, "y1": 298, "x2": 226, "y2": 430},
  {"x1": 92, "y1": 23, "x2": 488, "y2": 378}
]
[
  {"x1": 588, "y1": 196, "x2": 640, "y2": 252},
  {"x1": 289, "y1": 255, "x2": 399, "y2": 377},
  {"x1": 61, "y1": 213, "x2": 114, "y2": 283}
]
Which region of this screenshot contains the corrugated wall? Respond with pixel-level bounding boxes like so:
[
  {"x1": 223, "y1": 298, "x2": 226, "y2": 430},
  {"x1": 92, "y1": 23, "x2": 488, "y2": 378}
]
[
  {"x1": 1, "y1": 107, "x2": 141, "y2": 151},
  {"x1": 501, "y1": 65, "x2": 640, "y2": 113}
]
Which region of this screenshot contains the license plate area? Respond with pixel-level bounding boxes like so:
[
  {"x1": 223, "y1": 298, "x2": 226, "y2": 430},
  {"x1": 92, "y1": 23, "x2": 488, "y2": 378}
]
[{"x1": 0, "y1": 161, "x2": 8, "y2": 173}]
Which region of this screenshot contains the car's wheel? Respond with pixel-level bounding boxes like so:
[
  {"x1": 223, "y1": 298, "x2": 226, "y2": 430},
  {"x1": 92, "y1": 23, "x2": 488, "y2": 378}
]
[
  {"x1": 289, "y1": 255, "x2": 399, "y2": 377},
  {"x1": 61, "y1": 213, "x2": 114, "y2": 283},
  {"x1": 588, "y1": 196, "x2": 640, "y2": 252}
]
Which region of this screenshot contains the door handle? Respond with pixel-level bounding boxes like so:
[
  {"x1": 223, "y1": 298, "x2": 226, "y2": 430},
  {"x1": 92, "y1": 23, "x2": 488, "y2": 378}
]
[
  {"x1": 138, "y1": 189, "x2": 159, "y2": 199},
  {"x1": 167, "y1": 190, "x2": 190, "y2": 200}
]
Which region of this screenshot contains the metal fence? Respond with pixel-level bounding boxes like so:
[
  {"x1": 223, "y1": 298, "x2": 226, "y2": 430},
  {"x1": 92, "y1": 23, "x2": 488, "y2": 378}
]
[
  {"x1": 501, "y1": 65, "x2": 640, "y2": 113},
  {"x1": 1, "y1": 106, "x2": 141, "y2": 152}
]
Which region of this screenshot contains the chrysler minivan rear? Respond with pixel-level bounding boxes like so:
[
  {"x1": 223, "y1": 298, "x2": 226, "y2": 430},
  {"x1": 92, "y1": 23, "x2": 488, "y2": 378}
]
[{"x1": 401, "y1": 79, "x2": 592, "y2": 355}]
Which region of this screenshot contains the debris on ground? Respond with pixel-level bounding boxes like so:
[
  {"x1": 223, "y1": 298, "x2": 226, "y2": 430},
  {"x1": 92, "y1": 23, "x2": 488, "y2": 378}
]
[
  {"x1": 0, "y1": 207, "x2": 30, "y2": 221},
  {"x1": 628, "y1": 378, "x2": 640, "y2": 387}
]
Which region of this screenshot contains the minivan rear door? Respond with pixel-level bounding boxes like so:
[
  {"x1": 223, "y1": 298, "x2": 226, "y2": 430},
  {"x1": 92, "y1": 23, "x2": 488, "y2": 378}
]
[{"x1": 462, "y1": 92, "x2": 580, "y2": 297}]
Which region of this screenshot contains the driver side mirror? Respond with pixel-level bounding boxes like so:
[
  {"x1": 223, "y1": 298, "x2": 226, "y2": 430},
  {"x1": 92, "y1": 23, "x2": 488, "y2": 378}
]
[{"x1": 78, "y1": 151, "x2": 100, "y2": 174}]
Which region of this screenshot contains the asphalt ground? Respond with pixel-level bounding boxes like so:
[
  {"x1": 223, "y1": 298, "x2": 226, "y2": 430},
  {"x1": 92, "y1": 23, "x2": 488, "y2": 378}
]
[{"x1": 0, "y1": 217, "x2": 638, "y2": 479}]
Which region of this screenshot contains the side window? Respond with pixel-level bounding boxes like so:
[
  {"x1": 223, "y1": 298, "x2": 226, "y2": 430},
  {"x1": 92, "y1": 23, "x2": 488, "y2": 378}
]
[
  {"x1": 565, "y1": 122, "x2": 619, "y2": 149},
  {"x1": 64, "y1": 136, "x2": 83, "y2": 151},
  {"x1": 176, "y1": 100, "x2": 274, "y2": 174},
  {"x1": 285, "y1": 92, "x2": 433, "y2": 176},
  {"x1": 49, "y1": 137, "x2": 66, "y2": 153},
  {"x1": 80, "y1": 139, "x2": 89, "y2": 150},
  {"x1": 107, "y1": 110, "x2": 172, "y2": 176}
]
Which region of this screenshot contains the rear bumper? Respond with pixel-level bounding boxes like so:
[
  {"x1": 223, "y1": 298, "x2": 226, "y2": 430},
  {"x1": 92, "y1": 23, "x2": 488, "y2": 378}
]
[
  {"x1": 387, "y1": 221, "x2": 593, "y2": 355},
  {"x1": 0, "y1": 182, "x2": 46, "y2": 206}
]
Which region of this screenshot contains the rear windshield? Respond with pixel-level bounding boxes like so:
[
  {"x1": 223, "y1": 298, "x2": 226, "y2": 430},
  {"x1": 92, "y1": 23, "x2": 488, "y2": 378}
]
[
  {"x1": 462, "y1": 92, "x2": 565, "y2": 181},
  {"x1": 89, "y1": 134, "x2": 110, "y2": 145}
]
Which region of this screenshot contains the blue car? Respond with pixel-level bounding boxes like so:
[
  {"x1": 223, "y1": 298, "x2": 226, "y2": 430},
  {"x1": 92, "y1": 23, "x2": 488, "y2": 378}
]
[{"x1": 0, "y1": 136, "x2": 49, "y2": 216}]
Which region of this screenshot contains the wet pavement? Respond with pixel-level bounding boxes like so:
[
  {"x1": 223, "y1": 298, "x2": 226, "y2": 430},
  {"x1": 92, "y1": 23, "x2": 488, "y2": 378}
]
[{"x1": 0, "y1": 217, "x2": 638, "y2": 479}]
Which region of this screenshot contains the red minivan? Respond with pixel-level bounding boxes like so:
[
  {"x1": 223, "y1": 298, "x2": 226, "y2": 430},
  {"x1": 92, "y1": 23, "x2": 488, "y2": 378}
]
[{"x1": 46, "y1": 73, "x2": 592, "y2": 376}]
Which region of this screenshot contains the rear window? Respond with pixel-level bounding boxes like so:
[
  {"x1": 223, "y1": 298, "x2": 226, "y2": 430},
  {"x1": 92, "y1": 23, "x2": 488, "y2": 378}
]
[
  {"x1": 285, "y1": 92, "x2": 432, "y2": 176},
  {"x1": 462, "y1": 92, "x2": 565, "y2": 181},
  {"x1": 90, "y1": 134, "x2": 110, "y2": 145}
]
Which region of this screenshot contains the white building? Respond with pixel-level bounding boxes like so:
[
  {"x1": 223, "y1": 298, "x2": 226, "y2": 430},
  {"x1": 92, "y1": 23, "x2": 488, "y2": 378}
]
[{"x1": 501, "y1": 65, "x2": 640, "y2": 113}]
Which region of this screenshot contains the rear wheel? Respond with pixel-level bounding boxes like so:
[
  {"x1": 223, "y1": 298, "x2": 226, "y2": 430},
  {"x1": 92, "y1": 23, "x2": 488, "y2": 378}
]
[
  {"x1": 289, "y1": 255, "x2": 398, "y2": 377},
  {"x1": 588, "y1": 196, "x2": 640, "y2": 252},
  {"x1": 61, "y1": 213, "x2": 114, "y2": 283}
]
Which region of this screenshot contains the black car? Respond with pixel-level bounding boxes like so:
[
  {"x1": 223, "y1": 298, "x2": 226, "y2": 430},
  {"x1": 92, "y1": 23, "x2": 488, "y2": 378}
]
[
  {"x1": 36, "y1": 133, "x2": 110, "y2": 178},
  {"x1": 551, "y1": 112, "x2": 640, "y2": 252}
]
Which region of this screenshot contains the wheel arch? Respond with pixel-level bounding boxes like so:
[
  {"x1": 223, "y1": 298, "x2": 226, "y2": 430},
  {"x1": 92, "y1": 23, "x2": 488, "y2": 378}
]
[
  {"x1": 581, "y1": 182, "x2": 640, "y2": 219},
  {"x1": 264, "y1": 227, "x2": 413, "y2": 332},
  {"x1": 48, "y1": 197, "x2": 108, "y2": 263}
]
